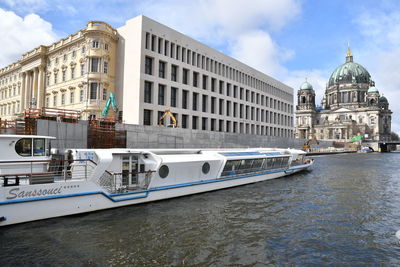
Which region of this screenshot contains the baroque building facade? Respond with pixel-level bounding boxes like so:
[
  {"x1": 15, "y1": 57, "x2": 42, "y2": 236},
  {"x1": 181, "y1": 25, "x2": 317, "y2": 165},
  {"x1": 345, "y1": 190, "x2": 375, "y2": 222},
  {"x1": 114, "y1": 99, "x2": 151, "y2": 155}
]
[
  {"x1": 0, "y1": 21, "x2": 118, "y2": 121},
  {"x1": 296, "y1": 48, "x2": 392, "y2": 141}
]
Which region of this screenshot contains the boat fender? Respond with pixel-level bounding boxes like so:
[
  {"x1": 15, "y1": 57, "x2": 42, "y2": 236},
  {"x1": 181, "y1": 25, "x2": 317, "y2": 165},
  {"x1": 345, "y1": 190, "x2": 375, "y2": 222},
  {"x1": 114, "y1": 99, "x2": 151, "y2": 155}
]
[
  {"x1": 0, "y1": 216, "x2": 6, "y2": 222},
  {"x1": 304, "y1": 159, "x2": 311, "y2": 164}
]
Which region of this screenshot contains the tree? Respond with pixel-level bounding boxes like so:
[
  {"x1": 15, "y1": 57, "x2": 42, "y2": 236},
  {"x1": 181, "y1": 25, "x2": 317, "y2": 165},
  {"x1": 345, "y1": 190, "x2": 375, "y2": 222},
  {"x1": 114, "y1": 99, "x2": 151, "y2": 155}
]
[{"x1": 390, "y1": 132, "x2": 399, "y2": 141}]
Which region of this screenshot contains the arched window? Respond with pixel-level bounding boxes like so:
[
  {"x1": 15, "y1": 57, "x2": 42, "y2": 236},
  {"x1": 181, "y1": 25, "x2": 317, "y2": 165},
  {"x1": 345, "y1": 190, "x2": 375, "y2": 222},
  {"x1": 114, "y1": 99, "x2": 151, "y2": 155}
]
[{"x1": 15, "y1": 138, "x2": 32, "y2": 157}]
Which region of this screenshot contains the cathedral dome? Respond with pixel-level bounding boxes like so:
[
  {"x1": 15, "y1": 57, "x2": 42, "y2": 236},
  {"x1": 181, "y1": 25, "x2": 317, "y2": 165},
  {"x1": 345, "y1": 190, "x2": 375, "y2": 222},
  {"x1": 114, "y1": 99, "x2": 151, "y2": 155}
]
[
  {"x1": 379, "y1": 95, "x2": 388, "y2": 102},
  {"x1": 328, "y1": 48, "x2": 371, "y2": 87},
  {"x1": 368, "y1": 86, "x2": 379, "y2": 93},
  {"x1": 300, "y1": 81, "x2": 313, "y2": 90}
]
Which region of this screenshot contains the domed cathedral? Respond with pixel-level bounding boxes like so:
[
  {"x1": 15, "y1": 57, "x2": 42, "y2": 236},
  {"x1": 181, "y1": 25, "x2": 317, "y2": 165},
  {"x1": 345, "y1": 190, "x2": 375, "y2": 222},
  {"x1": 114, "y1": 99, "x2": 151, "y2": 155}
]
[{"x1": 295, "y1": 47, "x2": 392, "y2": 142}]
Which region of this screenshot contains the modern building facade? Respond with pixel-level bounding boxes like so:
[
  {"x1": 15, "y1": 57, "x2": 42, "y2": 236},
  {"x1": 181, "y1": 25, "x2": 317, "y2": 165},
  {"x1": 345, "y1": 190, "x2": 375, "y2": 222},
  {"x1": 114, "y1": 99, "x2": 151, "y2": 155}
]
[
  {"x1": 117, "y1": 16, "x2": 294, "y2": 137},
  {"x1": 296, "y1": 48, "x2": 392, "y2": 141},
  {"x1": 0, "y1": 15, "x2": 294, "y2": 137}
]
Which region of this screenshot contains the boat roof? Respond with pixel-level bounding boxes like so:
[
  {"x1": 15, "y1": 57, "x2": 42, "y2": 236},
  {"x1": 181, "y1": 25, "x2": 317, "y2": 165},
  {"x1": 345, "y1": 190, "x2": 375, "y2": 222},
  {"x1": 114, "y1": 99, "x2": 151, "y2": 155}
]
[{"x1": 0, "y1": 134, "x2": 56, "y2": 139}]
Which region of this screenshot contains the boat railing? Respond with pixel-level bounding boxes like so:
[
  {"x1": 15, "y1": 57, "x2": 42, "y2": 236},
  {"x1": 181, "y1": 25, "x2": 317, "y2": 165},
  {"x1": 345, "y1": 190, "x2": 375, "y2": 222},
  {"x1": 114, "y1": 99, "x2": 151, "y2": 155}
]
[
  {"x1": 0, "y1": 159, "x2": 97, "y2": 187},
  {"x1": 99, "y1": 170, "x2": 156, "y2": 194}
]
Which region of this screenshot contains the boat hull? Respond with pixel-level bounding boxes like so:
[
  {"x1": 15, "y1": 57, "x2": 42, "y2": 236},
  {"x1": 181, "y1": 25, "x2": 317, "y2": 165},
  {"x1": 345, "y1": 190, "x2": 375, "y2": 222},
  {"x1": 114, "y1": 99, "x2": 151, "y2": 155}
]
[{"x1": 0, "y1": 163, "x2": 311, "y2": 226}]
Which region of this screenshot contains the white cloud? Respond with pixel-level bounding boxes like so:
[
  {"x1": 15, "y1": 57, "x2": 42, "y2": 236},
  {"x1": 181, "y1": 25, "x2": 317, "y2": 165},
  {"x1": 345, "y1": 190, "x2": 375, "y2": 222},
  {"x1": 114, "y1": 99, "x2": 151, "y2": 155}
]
[
  {"x1": 0, "y1": 8, "x2": 58, "y2": 67},
  {"x1": 1, "y1": 0, "x2": 48, "y2": 13}
]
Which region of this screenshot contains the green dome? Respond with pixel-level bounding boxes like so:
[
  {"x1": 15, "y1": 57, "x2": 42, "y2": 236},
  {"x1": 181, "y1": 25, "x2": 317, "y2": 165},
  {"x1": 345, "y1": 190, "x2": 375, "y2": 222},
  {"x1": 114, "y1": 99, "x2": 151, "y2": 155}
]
[
  {"x1": 368, "y1": 86, "x2": 379, "y2": 93},
  {"x1": 300, "y1": 81, "x2": 313, "y2": 90},
  {"x1": 379, "y1": 96, "x2": 388, "y2": 102},
  {"x1": 328, "y1": 60, "x2": 371, "y2": 86}
]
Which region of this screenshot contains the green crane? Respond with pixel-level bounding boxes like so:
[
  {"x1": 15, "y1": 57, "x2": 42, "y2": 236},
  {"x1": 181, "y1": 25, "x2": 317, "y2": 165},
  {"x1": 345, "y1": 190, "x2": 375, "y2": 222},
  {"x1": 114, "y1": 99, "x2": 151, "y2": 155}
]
[{"x1": 101, "y1": 92, "x2": 118, "y2": 120}]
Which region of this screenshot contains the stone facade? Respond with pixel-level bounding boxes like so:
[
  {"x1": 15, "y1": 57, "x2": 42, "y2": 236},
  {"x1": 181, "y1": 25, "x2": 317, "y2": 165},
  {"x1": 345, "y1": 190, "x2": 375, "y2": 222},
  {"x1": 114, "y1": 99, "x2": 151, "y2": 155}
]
[
  {"x1": 296, "y1": 49, "x2": 392, "y2": 142},
  {"x1": 0, "y1": 21, "x2": 118, "y2": 121}
]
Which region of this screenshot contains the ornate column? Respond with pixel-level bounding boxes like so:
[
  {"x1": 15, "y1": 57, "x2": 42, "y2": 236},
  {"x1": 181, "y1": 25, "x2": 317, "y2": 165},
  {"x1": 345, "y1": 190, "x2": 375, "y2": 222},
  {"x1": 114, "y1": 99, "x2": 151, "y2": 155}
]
[
  {"x1": 37, "y1": 66, "x2": 45, "y2": 108},
  {"x1": 21, "y1": 73, "x2": 26, "y2": 110},
  {"x1": 32, "y1": 68, "x2": 38, "y2": 107},
  {"x1": 24, "y1": 71, "x2": 30, "y2": 109}
]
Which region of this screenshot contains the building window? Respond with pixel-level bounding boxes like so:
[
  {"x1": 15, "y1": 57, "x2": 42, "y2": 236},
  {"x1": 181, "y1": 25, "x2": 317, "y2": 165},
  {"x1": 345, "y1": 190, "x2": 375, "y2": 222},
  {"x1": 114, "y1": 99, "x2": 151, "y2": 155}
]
[
  {"x1": 183, "y1": 68, "x2": 189, "y2": 85},
  {"x1": 53, "y1": 95, "x2": 57, "y2": 107},
  {"x1": 62, "y1": 71, "x2": 66, "y2": 81},
  {"x1": 202, "y1": 75, "x2": 208, "y2": 90},
  {"x1": 171, "y1": 65, "x2": 178, "y2": 82},
  {"x1": 143, "y1": 109, "x2": 152, "y2": 125},
  {"x1": 202, "y1": 95, "x2": 208, "y2": 112},
  {"x1": 104, "y1": 43, "x2": 109, "y2": 50},
  {"x1": 192, "y1": 92, "x2": 198, "y2": 111},
  {"x1": 90, "y1": 58, "x2": 100, "y2": 72},
  {"x1": 61, "y1": 93, "x2": 65, "y2": 105},
  {"x1": 92, "y1": 41, "x2": 99, "y2": 48},
  {"x1": 72, "y1": 50, "x2": 76, "y2": 57},
  {"x1": 182, "y1": 114, "x2": 188, "y2": 128},
  {"x1": 158, "y1": 84, "x2": 165, "y2": 105},
  {"x1": 71, "y1": 68, "x2": 75, "y2": 79},
  {"x1": 171, "y1": 87, "x2": 177, "y2": 107},
  {"x1": 182, "y1": 90, "x2": 188, "y2": 109},
  {"x1": 192, "y1": 116, "x2": 198, "y2": 130},
  {"x1": 90, "y1": 83, "x2": 98, "y2": 100},
  {"x1": 54, "y1": 73, "x2": 58, "y2": 84},
  {"x1": 80, "y1": 89, "x2": 84, "y2": 102},
  {"x1": 81, "y1": 64, "x2": 85, "y2": 76},
  {"x1": 193, "y1": 72, "x2": 198, "y2": 87},
  {"x1": 144, "y1": 81, "x2": 152, "y2": 103},
  {"x1": 103, "y1": 88, "x2": 107, "y2": 101},
  {"x1": 159, "y1": 61, "x2": 166, "y2": 78},
  {"x1": 211, "y1": 78, "x2": 216, "y2": 92},
  {"x1": 202, "y1": 117, "x2": 208, "y2": 130},
  {"x1": 46, "y1": 76, "x2": 50, "y2": 86},
  {"x1": 211, "y1": 97, "x2": 216, "y2": 114},
  {"x1": 82, "y1": 46, "x2": 86, "y2": 54},
  {"x1": 70, "y1": 92, "x2": 75, "y2": 104},
  {"x1": 46, "y1": 97, "x2": 49, "y2": 107},
  {"x1": 145, "y1": 56, "x2": 153, "y2": 75},
  {"x1": 103, "y1": 62, "x2": 108, "y2": 74}
]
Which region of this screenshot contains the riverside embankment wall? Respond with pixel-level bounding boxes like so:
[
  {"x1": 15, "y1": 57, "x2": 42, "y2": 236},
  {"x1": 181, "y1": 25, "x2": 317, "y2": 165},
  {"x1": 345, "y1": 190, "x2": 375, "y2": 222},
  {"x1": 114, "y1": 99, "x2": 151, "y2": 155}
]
[{"x1": 35, "y1": 119, "x2": 332, "y2": 150}]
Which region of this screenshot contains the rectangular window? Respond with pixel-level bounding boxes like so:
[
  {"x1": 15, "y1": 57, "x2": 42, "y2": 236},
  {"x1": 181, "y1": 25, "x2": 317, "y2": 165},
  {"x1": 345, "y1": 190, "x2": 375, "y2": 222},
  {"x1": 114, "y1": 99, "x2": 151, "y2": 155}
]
[
  {"x1": 219, "y1": 99, "x2": 224, "y2": 115},
  {"x1": 145, "y1": 56, "x2": 153, "y2": 75},
  {"x1": 92, "y1": 41, "x2": 99, "y2": 48},
  {"x1": 182, "y1": 114, "x2": 188, "y2": 129},
  {"x1": 193, "y1": 72, "x2": 198, "y2": 87},
  {"x1": 182, "y1": 90, "x2": 188, "y2": 109},
  {"x1": 192, "y1": 116, "x2": 198, "y2": 130},
  {"x1": 171, "y1": 87, "x2": 177, "y2": 107},
  {"x1": 80, "y1": 89, "x2": 84, "y2": 102},
  {"x1": 70, "y1": 91, "x2": 75, "y2": 104},
  {"x1": 53, "y1": 95, "x2": 57, "y2": 107},
  {"x1": 45, "y1": 97, "x2": 49, "y2": 107},
  {"x1": 81, "y1": 64, "x2": 85, "y2": 76},
  {"x1": 71, "y1": 68, "x2": 75, "y2": 79},
  {"x1": 183, "y1": 68, "x2": 189, "y2": 84},
  {"x1": 91, "y1": 58, "x2": 100, "y2": 72},
  {"x1": 202, "y1": 117, "x2": 207, "y2": 130},
  {"x1": 103, "y1": 61, "x2": 108, "y2": 73},
  {"x1": 202, "y1": 75, "x2": 208, "y2": 90},
  {"x1": 219, "y1": 81, "x2": 224, "y2": 94},
  {"x1": 158, "y1": 84, "x2": 165, "y2": 105},
  {"x1": 151, "y1": 35, "x2": 156, "y2": 51},
  {"x1": 192, "y1": 92, "x2": 198, "y2": 111},
  {"x1": 143, "y1": 109, "x2": 152, "y2": 125},
  {"x1": 144, "y1": 81, "x2": 152, "y2": 103},
  {"x1": 61, "y1": 93, "x2": 65, "y2": 105},
  {"x1": 62, "y1": 71, "x2": 66, "y2": 81},
  {"x1": 211, "y1": 97, "x2": 216, "y2": 114},
  {"x1": 159, "y1": 61, "x2": 166, "y2": 78},
  {"x1": 227, "y1": 83, "x2": 231, "y2": 96},
  {"x1": 90, "y1": 83, "x2": 98, "y2": 100},
  {"x1": 104, "y1": 43, "x2": 109, "y2": 50},
  {"x1": 202, "y1": 95, "x2": 208, "y2": 112},
  {"x1": 145, "y1": 32, "x2": 150, "y2": 49},
  {"x1": 54, "y1": 73, "x2": 57, "y2": 84},
  {"x1": 211, "y1": 78, "x2": 216, "y2": 92},
  {"x1": 171, "y1": 65, "x2": 178, "y2": 82},
  {"x1": 103, "y1": 88, "x2": 107, "y2": 101}
]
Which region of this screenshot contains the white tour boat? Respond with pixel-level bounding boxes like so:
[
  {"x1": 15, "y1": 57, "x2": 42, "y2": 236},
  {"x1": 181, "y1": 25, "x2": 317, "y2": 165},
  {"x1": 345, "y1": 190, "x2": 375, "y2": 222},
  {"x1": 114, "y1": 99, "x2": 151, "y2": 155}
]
[{"x1": 0, "y1": 135, "x2": 314, "y2": 226}]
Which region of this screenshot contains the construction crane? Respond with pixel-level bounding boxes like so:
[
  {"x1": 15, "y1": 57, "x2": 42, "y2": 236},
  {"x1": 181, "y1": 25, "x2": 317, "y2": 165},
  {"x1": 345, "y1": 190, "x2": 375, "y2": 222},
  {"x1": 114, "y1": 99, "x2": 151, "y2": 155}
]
[
  {"x1": 101, "y1": 92, "x2": 118, "y2": 120},
  {"x1": 159, "y1": 108, "x2": 177, "y2": 128},
  {"x1": 302, "y1": 136, "x2": 319, "y2": 150}
]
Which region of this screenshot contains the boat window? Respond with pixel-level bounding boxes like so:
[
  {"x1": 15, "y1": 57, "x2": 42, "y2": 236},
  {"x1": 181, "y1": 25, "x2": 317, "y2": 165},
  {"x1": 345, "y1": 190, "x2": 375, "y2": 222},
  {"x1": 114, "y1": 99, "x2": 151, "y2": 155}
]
[
  {"x1": 202, "y1": 162, "x2": 210, "y2": 174},
  {"x1": 46, "y1": 140, "x2": 51, "y2": 156},
  {"x1": 159, "y1": 165, "x2": 169, "y2": 178},
  {"x1": 221, "y1": 160, "x2": 241, "y2": 176},
  {"x1": 15, "y1": 138, "x2": 32, "y2": 157},
  {"x1": 281, "y1": 157, "x2": 289, "y2": 168},
  {"x1": 251, "y1": 159, "x2": 264, "y2": 170},
  {"x1": 238, "y1": 159, "x2": 253, "y2": 171},
  {"x1": 274, "y1": 157, "x2": 282, "y2": 169},
  {"x1": 33, "y1": 138, "x2": 45, "y2": 156}
]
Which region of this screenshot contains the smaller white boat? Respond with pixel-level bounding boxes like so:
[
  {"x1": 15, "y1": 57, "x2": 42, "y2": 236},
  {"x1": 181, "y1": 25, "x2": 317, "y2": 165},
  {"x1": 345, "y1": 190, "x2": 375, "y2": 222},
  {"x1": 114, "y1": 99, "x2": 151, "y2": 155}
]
[
  {"x1": 0, "y1": 135, "x2": 314, "y2": 226},
  {"x1": 358, "y1": 146, "x2": 374, "y2": 153}
]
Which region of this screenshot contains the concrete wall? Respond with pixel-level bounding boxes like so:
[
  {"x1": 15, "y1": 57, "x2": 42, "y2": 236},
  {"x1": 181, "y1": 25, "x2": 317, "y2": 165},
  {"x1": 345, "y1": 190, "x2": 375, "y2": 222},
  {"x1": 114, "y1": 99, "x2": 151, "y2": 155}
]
[
  {"x1": 36, "y1": 119, "x2": 87, "y2": 151},
  {"x1": 123, "y1": 124, "x2": 332, "y2": 149}
]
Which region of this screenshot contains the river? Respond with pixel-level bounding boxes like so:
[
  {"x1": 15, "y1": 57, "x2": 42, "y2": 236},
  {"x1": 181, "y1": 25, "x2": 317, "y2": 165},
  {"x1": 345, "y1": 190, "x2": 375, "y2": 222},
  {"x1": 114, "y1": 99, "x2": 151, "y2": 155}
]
[{"x1": 1, "y1": 152, "x2": 400, "y2": 266}]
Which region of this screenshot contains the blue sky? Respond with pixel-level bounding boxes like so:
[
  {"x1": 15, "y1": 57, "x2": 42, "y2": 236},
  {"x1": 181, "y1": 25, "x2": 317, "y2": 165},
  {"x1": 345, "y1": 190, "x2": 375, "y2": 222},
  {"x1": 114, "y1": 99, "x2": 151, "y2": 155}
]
[{"x1": 1, "y1": 0, "x2": 399, "y2": 132}]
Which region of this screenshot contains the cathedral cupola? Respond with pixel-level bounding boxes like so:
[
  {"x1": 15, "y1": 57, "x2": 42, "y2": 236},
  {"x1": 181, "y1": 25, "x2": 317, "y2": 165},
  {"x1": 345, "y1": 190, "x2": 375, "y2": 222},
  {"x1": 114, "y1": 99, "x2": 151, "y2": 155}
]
[{"x1": 297, "y1": 79, "x2": 316, "y2": 111}]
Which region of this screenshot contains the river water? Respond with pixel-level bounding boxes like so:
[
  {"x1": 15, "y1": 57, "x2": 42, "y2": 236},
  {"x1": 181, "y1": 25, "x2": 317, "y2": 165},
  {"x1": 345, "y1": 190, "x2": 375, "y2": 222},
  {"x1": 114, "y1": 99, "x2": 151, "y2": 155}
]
[{"x1": 1, "y1": 152, "x2": 400, "y2": 266}]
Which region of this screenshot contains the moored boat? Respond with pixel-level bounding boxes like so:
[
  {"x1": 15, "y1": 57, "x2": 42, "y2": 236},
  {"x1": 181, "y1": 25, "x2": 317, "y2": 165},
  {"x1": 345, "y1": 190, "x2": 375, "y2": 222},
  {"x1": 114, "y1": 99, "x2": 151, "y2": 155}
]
[{"x1": 0, "y1": 135, "x2": 314, "y2": 226}]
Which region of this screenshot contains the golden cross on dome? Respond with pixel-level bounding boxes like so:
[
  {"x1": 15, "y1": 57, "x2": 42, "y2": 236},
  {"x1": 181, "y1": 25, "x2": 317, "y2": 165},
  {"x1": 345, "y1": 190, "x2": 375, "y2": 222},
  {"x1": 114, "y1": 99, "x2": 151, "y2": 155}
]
[{"x1": 347, "y1": 42, "x2": 352, "y2": 57}]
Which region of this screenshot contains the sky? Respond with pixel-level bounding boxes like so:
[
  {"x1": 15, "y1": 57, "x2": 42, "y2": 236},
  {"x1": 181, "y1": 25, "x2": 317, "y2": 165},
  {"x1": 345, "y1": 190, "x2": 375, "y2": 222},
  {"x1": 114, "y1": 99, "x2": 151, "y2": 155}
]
[{"x1": 0, "y1": 0, "x2": 399, "y2": 133}]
